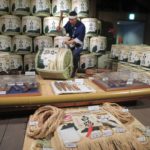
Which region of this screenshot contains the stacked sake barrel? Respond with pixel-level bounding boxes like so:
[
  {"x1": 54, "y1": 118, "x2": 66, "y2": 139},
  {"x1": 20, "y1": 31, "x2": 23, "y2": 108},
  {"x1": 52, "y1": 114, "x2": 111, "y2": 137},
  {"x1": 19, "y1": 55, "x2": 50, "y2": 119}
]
[
  {"x1": 111, "y1": 44, "x2": 150, "y2": 70},
  {"x1": 0, "y1": 0, "x2": 107, "y2": 76}
]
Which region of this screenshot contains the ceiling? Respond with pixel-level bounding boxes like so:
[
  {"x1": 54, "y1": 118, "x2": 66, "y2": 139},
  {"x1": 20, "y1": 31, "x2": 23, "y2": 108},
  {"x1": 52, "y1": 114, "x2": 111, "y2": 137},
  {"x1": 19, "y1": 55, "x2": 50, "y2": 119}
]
[{"x1": 97, "y1": 0, "x2": 150, "y2": 13}]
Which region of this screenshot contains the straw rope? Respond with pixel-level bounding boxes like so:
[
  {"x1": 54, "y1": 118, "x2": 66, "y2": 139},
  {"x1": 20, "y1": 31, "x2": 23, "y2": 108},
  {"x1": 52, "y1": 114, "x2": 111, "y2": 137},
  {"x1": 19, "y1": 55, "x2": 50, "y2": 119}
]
[
  {"x1": 102, "y1": 103, "x2": 134, "y2": 124},
  {"x1": 27, "y1": 105, "x2": 64, "y2": 139}
]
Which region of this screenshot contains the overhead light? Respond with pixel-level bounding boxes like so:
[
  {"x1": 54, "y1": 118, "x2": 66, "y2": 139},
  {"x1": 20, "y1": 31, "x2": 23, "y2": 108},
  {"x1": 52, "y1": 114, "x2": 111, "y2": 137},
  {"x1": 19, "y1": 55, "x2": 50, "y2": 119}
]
[{"x1": 129, "y1": 13, "x2": 135, "y2": 20}]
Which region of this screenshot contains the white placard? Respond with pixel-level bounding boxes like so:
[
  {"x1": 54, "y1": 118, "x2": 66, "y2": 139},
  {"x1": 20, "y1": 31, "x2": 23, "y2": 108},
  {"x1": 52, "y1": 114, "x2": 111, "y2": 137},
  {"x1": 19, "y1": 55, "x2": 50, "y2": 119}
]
[
  {"x1": 88, "y1": 105, "x2": 100, "y2": 111},
  {"x1": 65, "y1": 143, "x2": 77, "y2": 148},
  {"x1": 122, "y1": 108, "x2": 129, "y2": 113},
  {"x1": 91, "y1": 131, "x2": 102, "y2": 139},
  {"x1": 29, "y1": 121, "x2": 38, "y2": 126},
  {"x1": 0, "y1": 91, "x2": 6, "y2": 95},
  {"x1": 43, "y1": 148, "x2": 54, "y2": 150},
  {"x1": 25, "y1": 71, "x2": 36, "y2": 76},
  {"x1": 102, "y1": 129, "x2": 113, "y2": 137},
  {"x1": 137, "y1": 136, "x2": 146, "y2": 142},
  {"x1": 75, "y1": 79, "x2": 84, "y2": 85},
  {"x1": 114, "y1": 127, "x2": 126, "y2": 133},
  {"x1": 126, "y1": 79, "x2": 133, "y2": 85}
]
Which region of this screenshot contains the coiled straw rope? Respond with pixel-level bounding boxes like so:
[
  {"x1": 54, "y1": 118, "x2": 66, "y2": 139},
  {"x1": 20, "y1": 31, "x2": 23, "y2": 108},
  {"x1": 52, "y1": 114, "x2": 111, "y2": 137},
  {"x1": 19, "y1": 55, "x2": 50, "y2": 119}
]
[
  {"x1": 102, "y1": 103, "x2": 134, "y2": 124},
  {"x1": 27, "y1": 105, "x2": 64, "y2": 139}
]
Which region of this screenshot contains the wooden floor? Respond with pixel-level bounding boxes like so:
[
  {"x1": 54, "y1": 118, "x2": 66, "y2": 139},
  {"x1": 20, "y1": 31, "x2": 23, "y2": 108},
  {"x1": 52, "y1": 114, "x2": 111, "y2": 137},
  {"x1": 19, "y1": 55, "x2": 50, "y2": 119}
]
[{"x1": 0, "y1": 99, "x2": 150, "y2": 150}]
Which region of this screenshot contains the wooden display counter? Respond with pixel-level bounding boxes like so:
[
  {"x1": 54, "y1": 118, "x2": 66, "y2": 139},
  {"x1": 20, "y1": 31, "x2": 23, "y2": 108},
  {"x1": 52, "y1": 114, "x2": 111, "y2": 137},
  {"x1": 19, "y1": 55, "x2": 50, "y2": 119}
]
[{"x1": 0, "y1": 75, "x2": 150, "y2": 107}]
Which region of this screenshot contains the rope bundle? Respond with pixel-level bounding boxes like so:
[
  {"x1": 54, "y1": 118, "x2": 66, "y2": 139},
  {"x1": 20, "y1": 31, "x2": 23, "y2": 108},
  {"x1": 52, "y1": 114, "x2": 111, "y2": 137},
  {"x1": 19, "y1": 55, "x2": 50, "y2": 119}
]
[
  {"x1": 102, "y1": 103, "x2": 134, "y2": 124},
  {"x1": 27, "y1": 105, "x2": 64, "y2": 139}
]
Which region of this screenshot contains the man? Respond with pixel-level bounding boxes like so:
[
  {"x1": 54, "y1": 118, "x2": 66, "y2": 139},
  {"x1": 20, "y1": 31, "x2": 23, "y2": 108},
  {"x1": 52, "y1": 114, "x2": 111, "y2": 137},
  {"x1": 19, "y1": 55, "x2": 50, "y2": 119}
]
[{"x1": 57, "y1": 11, "x2": 86, "y2": 77}]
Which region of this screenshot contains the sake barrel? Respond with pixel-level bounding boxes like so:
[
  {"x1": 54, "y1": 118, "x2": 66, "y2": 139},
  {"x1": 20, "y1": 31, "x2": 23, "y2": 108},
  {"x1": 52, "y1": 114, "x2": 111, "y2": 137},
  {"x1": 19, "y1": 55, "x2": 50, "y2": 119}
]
[
  {"x1": 0, "y1": 15, "x2": 21, "y2": 35},
  {"x1": 81, "y1": 18, "x2": 98, "y2": 37},
  {"x1": 111, "y1": 44, "x2": 121, "y2": 59},
  {"x1": 0, "y1": 35, "x2": 11, "y2": 52},
  {"x1": 54, "y1": 36, "x2": 70, "y2": 48},
  {"x1": 9, "y1": 54, "x2": 23, "y2": 74},
  {"x1": 31, "y1": 0, "x2": 51, "y2": 17},
  {"x1": 72, "y1": 0, "x2": 89, "y2": 18},
  {"x1": 22, "y1": 16, "x2": 42, "y2": 36},
  {"x1": 141, "y1": 50, "x2": 150, "y2": 68},
  {"x1": 35, "y1": 48, "x2": 73, "y2": 79},
  {"x1": 90, "y1": 36, "x2": 107, "y2": 53},
  {"x1": 0, "y1": 52, "x2": 10, "y2": 75},
  {"x1": 24, "y1": 54, "x2": 36, "y2": 71},
  {"x1": 118, "y1": 45, "x2": 130, "y2": 62},
  {"x1": 128, "y1": 50, "x2": 142, "y2": 65},
  {"x1": 80, "y1": 53, "x2": 97, "y2": 69},
  {"x1": 83, "y1": 36, "x2": 90, "y2": 51},
  {"x1": 52, "y1": 0, "x2": 71, "y2": 17},
  {"x1": 34, "y1": 36, "x2": 53, "y2": 52},
  {"x1": 0, "y1": 0, "x2": 10, "y2": 15},
  {"x1": 11, "y1": 0, "x2": 30, "y2": 16},
  {"x1": 12, "y1": 35, "x2": 32, "y2": 54},
  {"x1": 43, "y1": 17, "x2": 62, "y2": 36}
]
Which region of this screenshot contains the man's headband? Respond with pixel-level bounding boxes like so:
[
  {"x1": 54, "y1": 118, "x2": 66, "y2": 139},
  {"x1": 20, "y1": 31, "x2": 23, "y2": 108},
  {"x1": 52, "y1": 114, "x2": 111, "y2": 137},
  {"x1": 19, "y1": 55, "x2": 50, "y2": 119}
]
[{"x1": 69, "y1": 15, "x2": 77, "y2": 19}]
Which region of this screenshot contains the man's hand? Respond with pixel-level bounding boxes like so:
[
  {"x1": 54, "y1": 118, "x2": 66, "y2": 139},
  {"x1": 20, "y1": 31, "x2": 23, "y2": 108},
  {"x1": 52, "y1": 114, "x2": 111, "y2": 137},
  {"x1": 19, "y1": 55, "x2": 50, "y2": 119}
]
[
  {"x1": 56, "y1": 26, "x2": 62, "y2": 31},
  {"x1": 64, "y1": 39, "x2": 76, "y2": 45}
]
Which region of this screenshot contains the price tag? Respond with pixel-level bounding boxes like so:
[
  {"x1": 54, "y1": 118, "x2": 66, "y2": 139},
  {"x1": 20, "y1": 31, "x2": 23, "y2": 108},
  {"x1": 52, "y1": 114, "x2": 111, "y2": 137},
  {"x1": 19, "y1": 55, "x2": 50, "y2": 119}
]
[
  {"x1": 122, "y1": 109, "x2": 129, "y2": 113},
  {"x1": 102, "y1": 77, "x2": 109, "y2": 81},
  {"x1": 126, "y1": 79, "x2": 133, "y2": 85},
  {"x1": 25, "y1": 71, "x2": 36, "y2": 76},
  {"x1": 103, "y1": 129, "x2": 113, "y2": 137},
  {"x1": 114, "y1": 127, "x2": 126, "y2": 133},
  {"x1": 0, "y1": 91, "x2": 6, "y2": 95},
  {"x1": 91, "y1": 131, "x2": 102, "y2": 139},
  {"x1": 16, "y1": 82, "x2": 24, "y2": 86},
  {"x1": 75, "y1": 79, "x2": 84, "y2": 85},
  {"x1": 99, "y1": 118, "x2": 108, "y2": 123},
  {"x1": 29, "y1": 121, "x2": 38, "y2": 126},
  {"x1": 88, "y1": 105, "x2": 100, "y2": 111},
  {"x1": 43, "y1": 148, "x2": 54, "y2": 150},
  {"x1": 65, "y1": 143, "x2": 77, "y2": 148},
  {"x1": 137, "y1": 136, "x2": 146, "y2": 142}
]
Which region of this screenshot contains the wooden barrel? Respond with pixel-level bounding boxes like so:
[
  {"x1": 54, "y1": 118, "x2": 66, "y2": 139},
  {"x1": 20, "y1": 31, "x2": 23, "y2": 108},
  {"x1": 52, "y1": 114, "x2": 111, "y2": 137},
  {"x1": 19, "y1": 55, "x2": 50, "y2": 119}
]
[
  {"x1": 72, "y1": 0, "x2": 89, "y2": 18},
  {"x1": 0, "y1": 35, "x2": 11, "y2": 52},
  {"x1": 43, "y1": 17, "x2": 62, "y2": 36},
  {"x1": 34, "y1": 36, "x2": 53, "y2": 52},
  {"x1": 9, "y1": 54, "x2": 23, "y2": 74},
  {"x1": 80, "y1": 53, "x2": 97, "y2": 69},
  {"x1": 90, "y1": 36, "x2": 107, "y2": 53},
  {"x1": 0, "y1": 52, "x2": 10, "y2": 75},
  {"x1": 128, "y1": 46, "x2": 142, "y2": 65},
  {"x1": 31, "y1": 0, "x2": 51, "y2": 17},
  {"x1": 111, "y1": 44, "x2": 122, "y2": 59},
  {"x1": 0, "y1": 15, "x2": 21, "y2": 35},
  {"x1": 12, "y1": 35, "x2": 32, "y2": 54},
  {"x1": 0, "y1": 0, "x2": 10, "y2": 15},
  {"x1": 81, "y1": 18, "x2": 98, "y2": 37},
  {"x1": 83, "y1": 36, "x2": 90, "y2": 51},
  {"x1": 54, "y1": 36, "x2": 70, "y2": 48},
  {"x1": 118, "y1": 45, "x2": 130, "y2": 62},
  {"x1": 22, "y1": 16, "x2": 42, "y2": 37},
  {"x1": 52, "y1": 0, "x2": 71, "y2": 17},
  {"x1": 24, "y1": 54, "x2": 36, "y2": 71},
  {"x1": 35, "y1": 48, "x2": 73, "y2": 79},
  {"x1": 140, "y1": 47, "x2": 150, "y2": 68},
  {"x1": 11, "y1": 0, "x2": 30, "y2": 15}
]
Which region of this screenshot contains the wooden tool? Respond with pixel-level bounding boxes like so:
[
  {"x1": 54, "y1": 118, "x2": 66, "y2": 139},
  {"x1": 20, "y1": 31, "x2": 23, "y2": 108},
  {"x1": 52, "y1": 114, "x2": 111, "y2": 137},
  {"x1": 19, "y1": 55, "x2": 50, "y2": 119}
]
[{"x1": 58, "y1": 11, "x2": 63, "y2": 30}]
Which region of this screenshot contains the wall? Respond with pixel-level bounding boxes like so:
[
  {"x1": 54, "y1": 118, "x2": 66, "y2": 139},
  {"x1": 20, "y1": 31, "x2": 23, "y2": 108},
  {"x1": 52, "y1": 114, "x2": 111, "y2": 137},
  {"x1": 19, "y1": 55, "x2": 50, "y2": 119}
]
[{"x1": 97, "y1": 11, "x2": 150, "y2": 45}]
